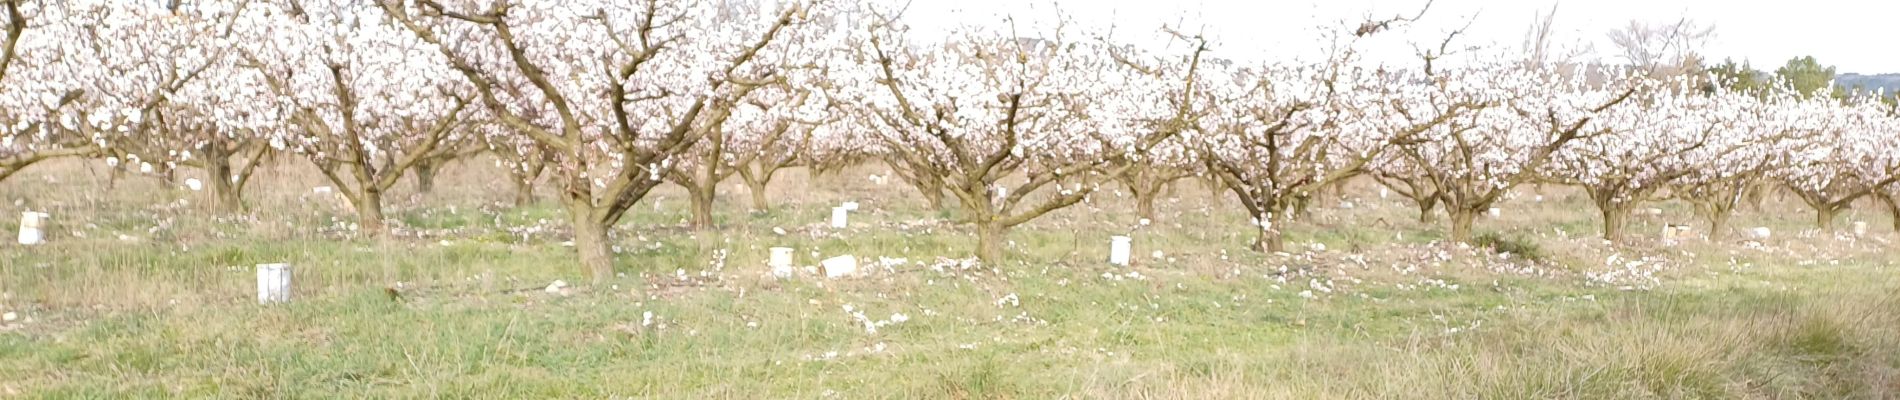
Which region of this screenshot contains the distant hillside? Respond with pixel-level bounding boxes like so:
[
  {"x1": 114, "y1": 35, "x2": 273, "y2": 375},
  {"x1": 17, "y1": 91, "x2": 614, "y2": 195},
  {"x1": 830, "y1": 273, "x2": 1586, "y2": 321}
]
[{"x1": 1836, "y1": 73, "x2": 1900, "y2": 96}]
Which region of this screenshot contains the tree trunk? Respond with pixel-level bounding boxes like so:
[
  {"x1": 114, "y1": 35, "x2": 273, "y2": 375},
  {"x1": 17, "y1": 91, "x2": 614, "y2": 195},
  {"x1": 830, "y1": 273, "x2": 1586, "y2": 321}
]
[
  {"x1": 570, "y1": 209, "x2": 615, "y2": 284},
  {"x1": 1249, "y1": 203, "x2": 1291, "y2": 253},
  {"x1": 512, "y1": 177, "x2": 536, "y2": 207},
  {"x1": 914, "y1": 178, "x2": 946, "y2": 211},
  {"x1": 746, "y1": 179, "x2": 770, "y2": 212},
  {"x1": 1743, "y1": 182, "x2": 1769, "y2": 212},
  {"x1": 1814, "y1": 205, "x2": 1841, "y2": 230},
  {"x1": 1290, "y1": 193, "x2": 1313, "y2": 222},
  {"x1": 1707, "y1": 208, "x2": 1731, "y2": 241},
  {"x1": 1204, "y1": 176, "x2": 1226, "y2": 206},
  {"x1": 738, "y1": 163, "x2": 776, "y2": 213},
  {"x1": 107, "y1": 164, "x2": 126, "y2": 190},
  {"x1": 1599, "y1": 203, "x2": 1630, "y2": 244},
  {"x1": 1135, "y1": 188, "x2": 1158, "y2": 222},
  {"x1": 414, "y1": 161, "x2": 438, "y2": 194},
  {"x1": 206, "y1": 155, "x2": 243, "y2": 212},
  {"x1": 1415, "y1": 195, "x2": 1439, "y2": 224},
  {"x1": 975, "y1": 221, "x2": 1006, "y2": 265},
  {"x1": 1448, "y1": 208, "x2": 1479, "y2": 244},
  {"x1": 355, "y1": 190, "x2": 387, "y2": 235},
  {"x1": 688, "y1": 184, "x2": 715, "y2": 229}
]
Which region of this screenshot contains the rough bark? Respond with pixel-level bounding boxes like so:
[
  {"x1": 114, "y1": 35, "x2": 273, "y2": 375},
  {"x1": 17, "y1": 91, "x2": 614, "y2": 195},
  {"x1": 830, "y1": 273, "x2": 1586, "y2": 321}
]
[
  {"x1": 1415, "y1": 195, "x2": 1439, "y2": 224},
  {"x1": 208, "y1": 163, "x2": 243, "y2": 211},
  {"x1": 512, "y1": 177, "x2": 536, "y2": 207},
  {"x1": 975, "y1": 221, "x2": 1006, "y2": 265},
  {"x1": 1135, "y1": 190, "x2": 1158, "y2": 222},
  {"x1": 687, "y1": 184, "x2": 716, "y2": 229},
  {"x1": 743, "y1": 177, "x2": 770, "y2": 212},
  {"x1": 203, "y1": 148, "x2": 243, "y2": 212},
  {"x1": 1448, "y1": 207, "x2": 1479, "y2": 244},
  {"x1": 413, "y1": 160, "x2": 439, "y2": 194},
  {"x1": 1599, "y1": 203, "x2": 1631, "y2": 243},
  {"x1": 1586, "y1": 185, "x2": 1641, "y2": 244},
  {"x1": 1814, "y1": 205, "x2": 1841, "y2": 230},
  {"x1": 569, "y1": 207, "x2": 615, "y2": 282},
  {"x1": 354, "y1": 190, "x2": 387, "y2": 234},
  {"x1": 1250, "y1": 208, "x2": 1291, "y2": 253},
  {"x1": 736, "y1": 161, "x2": 780, "y2": 212}
]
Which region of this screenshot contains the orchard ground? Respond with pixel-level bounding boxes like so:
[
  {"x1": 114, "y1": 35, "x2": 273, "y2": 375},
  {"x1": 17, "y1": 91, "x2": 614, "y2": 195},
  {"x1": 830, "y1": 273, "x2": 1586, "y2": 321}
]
[{"x1": 2, "y1": 159, "x2": 1898, "y2": 399}]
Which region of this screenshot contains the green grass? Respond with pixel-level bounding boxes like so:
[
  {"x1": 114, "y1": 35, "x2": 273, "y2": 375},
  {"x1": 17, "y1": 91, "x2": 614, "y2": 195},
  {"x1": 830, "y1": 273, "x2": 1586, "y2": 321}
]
[{"x1": 2, "y1": 160, "x2": 1898, "y2": 398}]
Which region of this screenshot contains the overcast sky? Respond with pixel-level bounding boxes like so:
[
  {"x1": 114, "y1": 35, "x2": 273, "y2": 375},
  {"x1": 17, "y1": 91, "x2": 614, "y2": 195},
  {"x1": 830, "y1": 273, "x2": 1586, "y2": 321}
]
[{"x1": 881, "y1": 0, "x2": 1900, "y2": 73}]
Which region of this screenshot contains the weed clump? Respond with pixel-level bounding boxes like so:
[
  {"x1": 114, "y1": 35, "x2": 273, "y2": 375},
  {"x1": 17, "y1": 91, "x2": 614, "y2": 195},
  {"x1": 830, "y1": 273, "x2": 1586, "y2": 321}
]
[{"x1": 1473, "y1": 232, "x2": 1546, "y2": 262}]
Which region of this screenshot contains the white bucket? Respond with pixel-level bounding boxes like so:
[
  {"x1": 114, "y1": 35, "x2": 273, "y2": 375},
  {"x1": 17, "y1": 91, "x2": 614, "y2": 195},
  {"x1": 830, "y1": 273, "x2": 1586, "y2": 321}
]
[
  {"x1": 830, "y1": 207, "x2": 848, "y2": 229},
  {"x1": 256, "y1": 263, "x2": 293, "y2": 304},
  {"x1": 821, "y1": 255, "x2": 858, "y2": 278},
  {"x1": 1108, "y1": 236, "x2": 1132, "y2": 266},
  {"x1": 17, "y1": 211, "x2": 47, "y2": 245},
  {"x1": 769, "y1": 247, "x2": 795, "y2": 278}
]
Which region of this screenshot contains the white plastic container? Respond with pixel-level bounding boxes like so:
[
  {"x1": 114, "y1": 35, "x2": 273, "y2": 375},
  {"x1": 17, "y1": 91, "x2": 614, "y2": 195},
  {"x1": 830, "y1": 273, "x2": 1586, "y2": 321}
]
[
  {"x1": 17, "y1": 211, "x2": 48, "y2": 245},
  {"x1": 830, "y1": 207, "x2": 848, "y2": 229},
  {"x1": 256, "y1": 263, "x2": 293, "y2": 304},
  {"x1": 769, "y1": 247, "x2": 795, "y2": 279},
  {"x1": 1108, "y1": 236, "x2": 1132, "y2": 266},
  {"x1": 821, "y1": 255, "x2": 858, "y2": 278}
]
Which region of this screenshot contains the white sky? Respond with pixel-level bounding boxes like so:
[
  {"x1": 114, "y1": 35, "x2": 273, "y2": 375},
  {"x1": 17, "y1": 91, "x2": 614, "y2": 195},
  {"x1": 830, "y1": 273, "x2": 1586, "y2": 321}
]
[{"x1": 881, "y1": 0, "x2": 1900, "y2": 73}]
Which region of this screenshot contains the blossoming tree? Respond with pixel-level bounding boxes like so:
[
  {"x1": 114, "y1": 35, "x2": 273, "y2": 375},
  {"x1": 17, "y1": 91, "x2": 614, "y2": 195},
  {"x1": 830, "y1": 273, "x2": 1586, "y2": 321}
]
[
  {"x1": 845, "y1": 12, "x2": 1171, "y2": 263},
  {"x1": 242, "y1": 0, "x2": 474, "y2": 235},
  {"x1": 381, "y1": 0, "x2": 828, "y2": 281},
  {"x1": 1391, "y1": 63, "x2": 1637, "y2": 243}
]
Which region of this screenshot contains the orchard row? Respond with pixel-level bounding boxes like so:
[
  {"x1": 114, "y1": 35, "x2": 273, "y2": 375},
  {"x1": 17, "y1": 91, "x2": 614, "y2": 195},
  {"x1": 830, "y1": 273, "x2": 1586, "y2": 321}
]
[{"x1": 1, "y1": 1, "x2": 1894, "y2": 280}]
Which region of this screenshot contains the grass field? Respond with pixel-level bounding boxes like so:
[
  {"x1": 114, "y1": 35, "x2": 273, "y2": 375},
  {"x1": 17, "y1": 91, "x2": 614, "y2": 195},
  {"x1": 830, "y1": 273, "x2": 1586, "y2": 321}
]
[{"x1": 2, "y1": 159, "x2": 1898, "y2": 398}]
